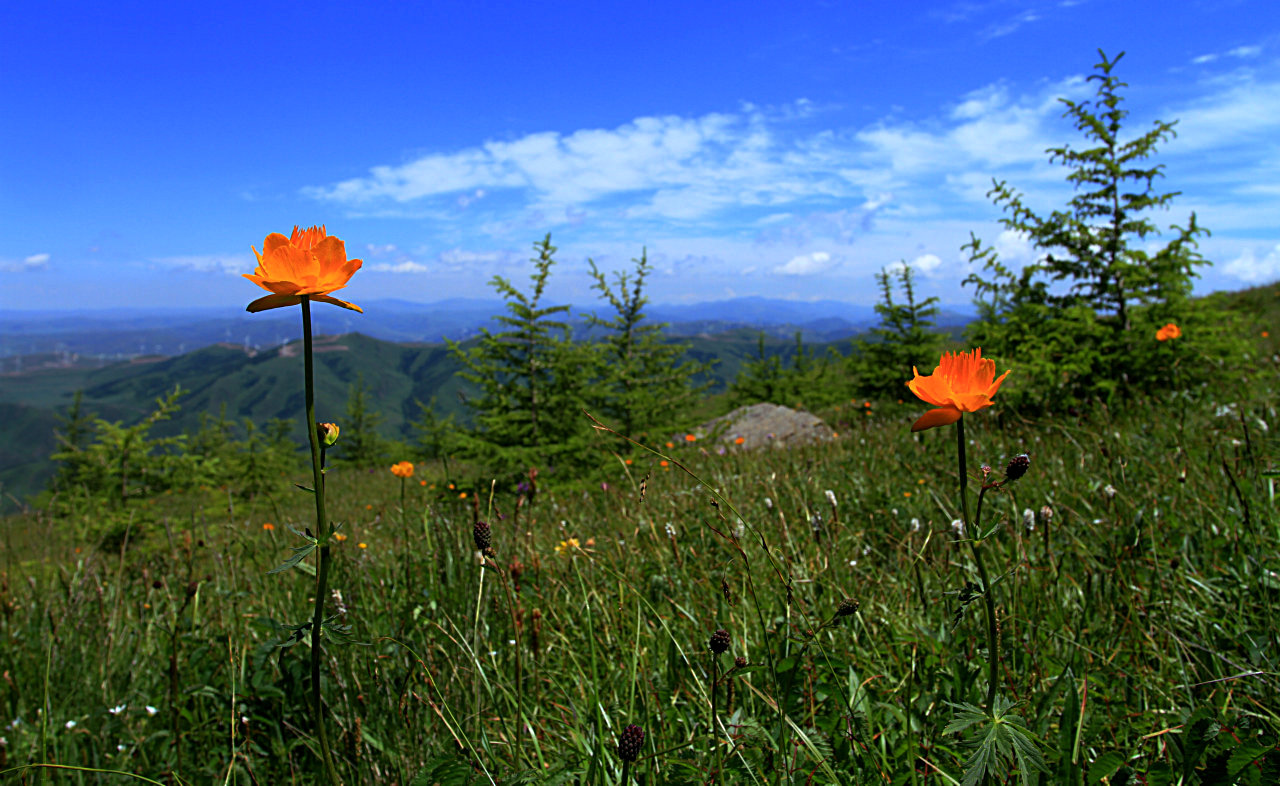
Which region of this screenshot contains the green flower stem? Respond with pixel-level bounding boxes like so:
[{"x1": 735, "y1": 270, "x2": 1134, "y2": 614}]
[
  {"x1": 302, "y1": 296, "x2": 342, "y2": 785},
  {"x1": 955, "y1": 416, "x2": 999, "y2": 713}
]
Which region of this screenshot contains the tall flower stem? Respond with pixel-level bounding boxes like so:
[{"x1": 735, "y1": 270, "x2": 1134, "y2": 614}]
[
  {"x1": 302, "y1": 296, "x2": 341, "y2": 784},
  {"x1": 955, "y1": 416, "x2": 999, "y2": 712}
]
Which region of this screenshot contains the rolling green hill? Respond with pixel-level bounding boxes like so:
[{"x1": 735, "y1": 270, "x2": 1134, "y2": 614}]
[{"x1": 0, "y1": 329, "x2": 826, "y2": 506}]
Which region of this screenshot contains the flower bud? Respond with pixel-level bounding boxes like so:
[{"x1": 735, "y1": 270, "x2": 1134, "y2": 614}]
[
  {"x1": 317, "y1": 422, "x2": 340, "y2": 446},
  {"x1": 836, "y1": 597, "x2": 860, "y2": 618}
]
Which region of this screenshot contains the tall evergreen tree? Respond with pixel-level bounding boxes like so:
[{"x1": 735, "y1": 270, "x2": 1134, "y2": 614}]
[
  {"x1": 853, "y1": 261, "x2": 944, "y2": 399},
  {"x1": 448, "y1": 235, "x2": 600, "y2": 477},
  {"x1": 333, "y1": 374, "x2": 389, "y2": 467},
  {"x1": 963, "y1": 50, "x2": 1236, "y2": 408},
  {"x1": 584, "y1": 250, "x2": 713, "y2": 442}
]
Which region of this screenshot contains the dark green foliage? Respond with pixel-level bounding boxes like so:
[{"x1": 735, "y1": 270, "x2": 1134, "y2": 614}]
[
  {"x1": 730, "y1": 331, "x2": 847, "y2": 410},
  {"x1": 584, "y1": 250, "x2": 713, "y2": 442},
  {"x1": 852, "y1": 261, "x2": 945, "y2": 400},
  {"x1": 963, "y1": 50, "x2": 1250, "y2": 410},
  {"x1": 447, "y1": 235, "x2": 602, "y2": 479},
  {"x1": 48, "y1": 385, "x2": 193, "y2": 505},
  {"x1": 332, "y1": 374, "x2": 391, "y2": 467},
  {"x1": 50, "y1": 389, "x2": 96, "y2": 491}
]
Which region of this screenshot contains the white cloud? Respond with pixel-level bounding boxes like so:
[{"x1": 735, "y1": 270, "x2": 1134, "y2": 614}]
[
  {"x1": 1, "y1": 253, "x2": 50, "y2": 272},
  {"x1": 1229, "y1": 45, "x2": 1263, "y2": 59},
  {"x1": 774, "y1": 251, "x2": 835, "y2": 275},
  {"x1": 154, "y1": 254, "x2": 248, "y2": 274},
  {"x1": 369, "y1": 261, "x2": 429, "y2": 274},
  {"x1": 1224, "y1": 244, "x2": 1280, "y2": 283},
  {"x1": 309, "y1": 106, "x2": 861, "y2": 222},
  {"x1": 911, "y1": 253, "x2": 943, "y2": 274}
]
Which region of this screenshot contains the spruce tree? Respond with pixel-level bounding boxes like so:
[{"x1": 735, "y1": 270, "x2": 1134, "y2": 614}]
[
  {"x1": 963, "y1": 50, "x2": 1234, "y2": 408},
  {"x1": 333, "y1": 374, "x2": 389, "y2": 467},
  {"x1": 853, "y1": 261, "x2": 944, "y2": 399},
  {"x1": 448, "y1": 234, "x2": 601, "y2": 478},
  {"x1": 584, "y1": 250, "x2": 713, "y2": 442}
]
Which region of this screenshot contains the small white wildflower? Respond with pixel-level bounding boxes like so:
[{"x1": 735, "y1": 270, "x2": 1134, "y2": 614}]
[
  {"x1": 734, "y1": 521, "x2": 745, "y2": 540},
  {"x1": 1212, "y1": 524, "x2": 1220, "y2": 536},
  {"x1": 1215, "y1": 404, "x2": 1236, "y2": 417},
  {"x1": 1, "y1": 736, "x2": 7, "y2": 746},
  {"x1": 824, "y1": 490, "x2": 838, "y2": 507},
  {"x1": 1022, "y1": 508, "x2": 1035, "y2": 531},
  {"x1": 145, "y1": 706, "x2": 158, "y2": 716},
  {"x1": 910, "y1": 518, "x2": 921, "y2": 532},
  {"x1": 950, "y1": 519, "x2": 965, "y2": 536},
  {"x1": 1231, "y1": 438, "x2": 1243, "y2": 447},
  {"x1": 508, "y1": 639, "x2": 516, "y2": 646},
  {"x1": 109, "y1": 704, "x2": 127, "y2": 716},
  {"x1": 664, "y1": 522, "x2": 676, "y2": 537},
  {"x1": 65, "y1": 720, "x2": 76, "y2": 729},
  {"x1": 1040, "y1": 505, "x2": 1053, "y2": 522},
  {"x1": 764, "y1": 497, "x2": 773, "y2": 509},
  {"x1": 1257, "y1": 418, "x2": 1269, "y2": 433},
  {"x1": 891, "y1": 508, "x2": 898, "y2": 517},
  {"x1": 117, "y1": 743, "x2": 126, "y2": 752},
  {"x1": 241, "y1": 715, "x2": 249, "y2": 724},
  {"x1": 1103, "y1": 484, "x2": 1117, "y2": 499}
]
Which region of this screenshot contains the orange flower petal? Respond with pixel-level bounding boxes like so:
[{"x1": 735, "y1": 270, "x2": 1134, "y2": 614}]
[
  {"x1": 246, "y1": 293, "x2": 303, "y2": 312},
  {"x1": 911, "y1": 407, "x2": 962, "y2": 432},
  {"x1": 311, "y1": 293, "x2": 364, "y2": 313}
]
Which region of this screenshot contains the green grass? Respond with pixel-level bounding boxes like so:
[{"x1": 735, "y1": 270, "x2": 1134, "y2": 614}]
[{"x1": 2, "y1": 367, "x2": 1279, "y2": 784}]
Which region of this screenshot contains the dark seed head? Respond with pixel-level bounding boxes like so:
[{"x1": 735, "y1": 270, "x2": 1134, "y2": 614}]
[
  {"x1": 617, "y1": 724, "x2": 644, "y2": 763},
  {"x1": 709, "y1": 628, "x2": 731, "y2": 655},
  {"x1": 473, "y1": 521, "x2": 491, "y2": 551},
  {"x1": 1005, "y1": 453, "x2": 1030, "y2": 482},
  {"x1": 734, "y1": 656, "x2": 748, "y2": 669},
  {"x1": 836, "y1": 598, "x2": 860, "y2": 618}
]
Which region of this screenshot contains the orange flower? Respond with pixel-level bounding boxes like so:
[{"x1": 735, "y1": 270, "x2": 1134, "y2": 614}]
[
  {"x1": 660, "y1": 460, "x2": 669, "y2": 467},
  {"x1": 665, "y1": 441, "x2": 674, "y2": 449},
  {"x1": 734, "y1": 437, "x2": 745, "y2": 445},
  {"x1": 685, "y1": 434, "x2": 697, "y2": 442},
  {"x1": 906, "y1": 348, "x2": 1010, "y2": 432},
  {"x1": 244, "y1": 225, "x2": 363, "y2": 313},
  {"x1": 1155, "y1": 323, "x2": 1182, "y2": 342},
  {"x1": 334, "y1": 533, "x2": 348, "y2": 542},
  {"x1": 419, "y1": 479, "x2": 427, "y2": 486},
  {"x1": 1263, "y1": 331, "x2": 1270, "y2": 338},
  {"x1": 390, "y1": 461, "x2": 414, "y2": 478},
  {"x1": 262, "y1": 522, "x2": 275, "y2": 531}
]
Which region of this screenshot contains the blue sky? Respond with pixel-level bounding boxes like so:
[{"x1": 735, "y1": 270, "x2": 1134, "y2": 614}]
[{"x1": 3, "y1": 0, "x2": 1279, "y2": 311}]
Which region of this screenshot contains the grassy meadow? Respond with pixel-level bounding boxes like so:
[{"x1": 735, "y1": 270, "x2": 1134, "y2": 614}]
[{"x1": 2, "y1": 322, "x2": 1279, "y2": 784}]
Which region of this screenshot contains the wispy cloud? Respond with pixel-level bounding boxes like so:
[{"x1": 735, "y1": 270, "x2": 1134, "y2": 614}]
[
  {"x1": 1224, "y1": 244, "x2": 1280, "y2": 283},
  {"x1": 369, "y1": 260, "x2": 429, "y2": 274},
  {"x1": 774, "y1": 251, "x2": 837, "y2": 275},
  {"x1": 154, "y1": 254, "x2": 249, "y2": 274},
  {"x1": 1, "y1": 253, "x2": 50, "y2": 272}
]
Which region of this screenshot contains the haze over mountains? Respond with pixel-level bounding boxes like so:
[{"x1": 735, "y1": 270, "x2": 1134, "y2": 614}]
[{"x1": 0, "y1": 296, "x2": 976, "y2": 364}]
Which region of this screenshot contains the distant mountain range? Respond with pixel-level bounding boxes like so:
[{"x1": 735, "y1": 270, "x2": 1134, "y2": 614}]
[{"x1": 0, "y1": 296, "x2": 976, "y2": 365}]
